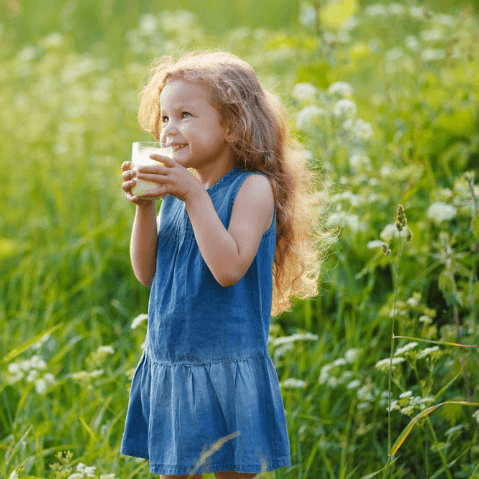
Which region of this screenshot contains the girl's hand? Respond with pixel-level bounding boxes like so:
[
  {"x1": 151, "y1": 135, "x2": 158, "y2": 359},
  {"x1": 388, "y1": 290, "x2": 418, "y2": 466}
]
[
  {"x1": 135, "y1": 153, "x2": 202, "y2": 203},
  {"x1": 121, "y1": 161, "x2": 160, "y2": 207}
]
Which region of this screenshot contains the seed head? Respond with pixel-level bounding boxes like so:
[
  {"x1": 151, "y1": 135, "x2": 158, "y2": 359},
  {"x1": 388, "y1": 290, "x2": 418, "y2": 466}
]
[{"x1": 396, "y1": 204, "x2": 407, "y2": 231}]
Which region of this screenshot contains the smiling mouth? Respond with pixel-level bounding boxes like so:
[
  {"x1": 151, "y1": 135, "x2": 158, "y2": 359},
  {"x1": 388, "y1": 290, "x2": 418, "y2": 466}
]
[{"x1": 171, "y1": 144, "x2": 187, "y2": 151}]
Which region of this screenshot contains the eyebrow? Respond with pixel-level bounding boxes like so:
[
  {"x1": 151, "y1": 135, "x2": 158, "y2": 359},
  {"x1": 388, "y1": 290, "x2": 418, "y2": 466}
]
[{"x1": 160, "y1": 102, "x2": 196, "y2": 116}]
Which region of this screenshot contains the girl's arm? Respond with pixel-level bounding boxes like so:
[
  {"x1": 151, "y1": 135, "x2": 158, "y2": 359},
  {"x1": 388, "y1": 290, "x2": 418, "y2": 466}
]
[
  {"x1": 185, "y1": 175, "x2": 274, "y2": 287},
  {"x1": 130, "y1": 201, "x2": 158, "y2": 287}
]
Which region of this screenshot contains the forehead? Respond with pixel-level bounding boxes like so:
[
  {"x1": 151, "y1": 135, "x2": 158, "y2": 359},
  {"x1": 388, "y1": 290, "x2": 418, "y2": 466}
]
[{"x1": 160, "y1": 78, "x2": 211, "y2": 109}]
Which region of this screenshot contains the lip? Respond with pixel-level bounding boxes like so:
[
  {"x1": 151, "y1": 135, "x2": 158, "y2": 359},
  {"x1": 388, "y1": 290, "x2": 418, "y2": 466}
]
[{"x1": 167, "y1": 143, "x2": 188, "y2": 151}]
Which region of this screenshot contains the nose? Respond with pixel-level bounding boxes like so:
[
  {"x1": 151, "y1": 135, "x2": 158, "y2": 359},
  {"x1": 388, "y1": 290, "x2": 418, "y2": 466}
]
[{"x1": 160, "y1": 118, "x2": 178, "y2": 144}]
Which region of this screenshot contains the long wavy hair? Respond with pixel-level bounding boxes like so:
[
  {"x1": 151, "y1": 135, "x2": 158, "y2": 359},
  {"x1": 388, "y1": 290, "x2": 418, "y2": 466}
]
[{"x1": 138, "y1": 50, "x2": 335, "y2": 316}]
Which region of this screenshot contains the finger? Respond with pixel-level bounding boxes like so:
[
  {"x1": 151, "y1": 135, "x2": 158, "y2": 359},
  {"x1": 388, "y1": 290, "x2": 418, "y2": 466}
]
[
  {"x1": 121, "y1": 161, "x2": 132, "y2": 171},
  {"x1": 150, "y1": 153, "x2": 175, "y2": 166},
  {"x1": 136, "y1": 172, "x2": 167, "y2": 183},
  {"x1": 122, "y1": 179, "x2": 136, "y2": 192},
  {"x1": 122, "y1": 169, "x2": 135, "y2": 180}
]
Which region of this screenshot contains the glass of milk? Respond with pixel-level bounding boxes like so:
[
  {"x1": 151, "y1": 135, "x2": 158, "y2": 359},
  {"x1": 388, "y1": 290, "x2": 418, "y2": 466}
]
[{"x1": 131, "y1": 142, "x2": 173, "y2": 198}]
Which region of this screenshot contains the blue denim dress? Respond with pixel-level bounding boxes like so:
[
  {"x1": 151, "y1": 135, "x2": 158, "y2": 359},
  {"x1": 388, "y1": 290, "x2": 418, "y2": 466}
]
[{"x1": 120, "y1": 167, "x2": 291, "y2": 475}]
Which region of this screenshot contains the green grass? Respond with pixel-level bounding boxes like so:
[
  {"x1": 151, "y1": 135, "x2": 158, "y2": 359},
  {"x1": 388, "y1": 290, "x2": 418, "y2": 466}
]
[{"x1": 1, "y1": 1, "x2": 479, "y2": 477}]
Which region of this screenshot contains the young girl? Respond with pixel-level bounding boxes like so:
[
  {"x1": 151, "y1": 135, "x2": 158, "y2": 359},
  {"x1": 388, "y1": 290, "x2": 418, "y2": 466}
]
[{"x1": 120, "y1": 50, "x2": 330, "y2": 479}]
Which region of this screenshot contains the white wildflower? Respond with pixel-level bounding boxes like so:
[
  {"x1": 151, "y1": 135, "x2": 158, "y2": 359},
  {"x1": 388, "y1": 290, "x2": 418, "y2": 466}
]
[
  {"x1": 386, "y1": 47, "x2": 404, "y2": 62},
  {"x1": 407, "y1": 296, "x2": 420, "y2": 308},
  {"x1": 299, "y1": 3, "x2": 317, "y2": 27},
  {"x1": 347, "y1": 379, "x2": 361, "y2": 390},
  {"x1": 386, "y1": 400, "x2": 401, "y2": 412},
  {"x1": 365, "y1": 4, "x2": 388, "y2": 16},
  {"x1": 445, "y1": 425, "x2": 464, "y2": 438},
  {"x1": 405, "y1": 35, "x2": 420, "y2": 52},
  {"x1": 84, "y1": 466, "x2": 97, "y2": 477},
  {"x1": 357, "y1": 385, "x2": 374, "y2": 402},
  {"x1": 326, "y1": 212, "x2": 365, "y2": 233},
  {"x1": 40, "y1": 32, "x2": 64, "y2": 48},
  {"x1": 273, "y1": 343, "x2": 294, "y2": 362},
  {"x1": 35, "y1": 378, "x2": 48, "y2": 395},
  {"x1": 427, "y1": 202, "x2": 457, "y2": 222},
  {"x1": 328, "y1": 81, "x2": 354, "y2": 99},
  {"x1": 333, "y1": 358, "x2": 347, "y2": 367},
  {"x1": 351, "y1": 119, "x2": 374, "y2": 141},
  {"x1": 340, "y1": 15, "x2": 359, "y2": 31},
  {"x1": 416, "y1": 346, "x2": 440, "y2": 360},
  {"x1": 8, "y1": 470, "x2": 19, "y2": 479},
  {"x1": 296, "y1": 105, "x2": 327, "y2": 132},
  {"x1": 395, "y1": 342, "x2": 418, "y2": 357},
  {"x1": 379, "y1": 223, "x2": 409, "y2": 242},
  {"x1": 292, "y1": 83, "x2": 318, "y2": 102},
  {"x1": 333, "y1": 99, "x2": 357, "y2": 122},
  {"x1": 17, "y1": 46, "x2": 38, "y2": 62},
  {"x1": 367, "y1": 240, "x2": 386, "y2": 250},
  {"x1": 409, "y1": 5, "x2": 425, "y2": 19},
  {"x1": 472, "y1": 410, "x2": 479, "y2": 423},
  {"x1": 67, "y1": 474, "x2": 84, "y2": 479},
  {"x1": 419, "y1": 315, "x2": 432, "y2": 325},
  {"x1": 139, "y1": 14, "x2": 157, "y2": 35},
  {"x1": 97, "y1": 345, "x2": 114, "y2": 355},
  {"x1": 420, "y1": 29, "x2": 444, "y2": 42},
  {"x1": 26, "y1": 370, "x2": 39, "y2": 383},
  {"x1": 76, "y1": 463, "x2": 87, "y2": 473},
  {"x1": 400, "y1": 405, "x2": 415, "y2": 416},
  {"x1": 131, "y1": 313, "x2": 148, "y2": 329},
  {"x1": 345, "y1": 348, "x2": 362, "y2": 363},
  {"x1": 421, "y1": 48, "x2": 446, "y2": 62},
  {"x1": 399, "y1": 391, "x2": 413, "y2": 399},
  {"x1": 375, "y1": 357, "x2": 405, "y2": 372},
  {"x1": 388, "y1": 3, "x2": 406, "y2": 15},
  {"x1": 281, "y1": 378, "x2": 306, "y2": 389},
  {"x1": 349, "y1": 153, "x2": 372, "y2": 170},
  {"x1": 434, "y1": 14, "x2": 455, "y2": 27},
  {"x1": 327, "y1": 376, "x2": 338, "y2": 388},
  {"x1": 273, "y1": 332, "x2": 319, "y2": 346}
]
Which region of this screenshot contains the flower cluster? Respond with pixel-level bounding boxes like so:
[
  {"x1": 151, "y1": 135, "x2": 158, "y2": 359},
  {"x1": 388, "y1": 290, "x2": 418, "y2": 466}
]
[
  {"x1": 386, "y1": 390, "x2": 435, "y2": 416},
  {"x1": 5, "y1": 355, "x2": 56, "y2": 394}
]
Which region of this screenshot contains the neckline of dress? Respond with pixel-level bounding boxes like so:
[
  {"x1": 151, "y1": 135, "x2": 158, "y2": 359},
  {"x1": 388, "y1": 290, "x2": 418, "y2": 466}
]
[{"x1": 206, "y1": 167, "x2": 240, "y2": 193}]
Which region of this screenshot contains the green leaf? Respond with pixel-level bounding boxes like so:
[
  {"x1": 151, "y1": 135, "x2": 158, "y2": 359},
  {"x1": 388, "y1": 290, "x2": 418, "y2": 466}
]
[
  {"x1": 295, "y1": 62, "x2": 330, "y2": 89},
  {"x1": 390, "y1": 401, "x2": 479, "y2": 457},
  {"x1": 320, "y1": 0, "x2": 359, "y2": 29}
]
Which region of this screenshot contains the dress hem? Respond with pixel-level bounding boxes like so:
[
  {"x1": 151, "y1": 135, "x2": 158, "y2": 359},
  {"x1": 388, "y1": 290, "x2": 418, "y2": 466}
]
[{"x1": 120, "y1": 448, "x2": 291, "y2": 474}]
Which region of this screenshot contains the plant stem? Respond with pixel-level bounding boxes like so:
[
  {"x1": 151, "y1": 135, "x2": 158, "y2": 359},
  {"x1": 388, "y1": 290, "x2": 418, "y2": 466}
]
[{"x1": 383, "y1": 236, "x2": 403, "y2": 479}]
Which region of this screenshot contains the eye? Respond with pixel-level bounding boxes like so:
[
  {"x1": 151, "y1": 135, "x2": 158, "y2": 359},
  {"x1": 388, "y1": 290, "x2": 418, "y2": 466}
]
[
  {"x1": 161, "y1": 116, "x2": 168, "y2": 123},
  {"x1": 182, "y1": 111, "x2": 192, "y2": 118}
]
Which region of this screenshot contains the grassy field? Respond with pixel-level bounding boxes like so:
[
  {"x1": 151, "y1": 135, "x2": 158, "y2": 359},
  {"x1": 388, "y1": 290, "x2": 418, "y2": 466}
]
[{"x1": 1, "y1": 1, "x2": 479, "y2": 477}]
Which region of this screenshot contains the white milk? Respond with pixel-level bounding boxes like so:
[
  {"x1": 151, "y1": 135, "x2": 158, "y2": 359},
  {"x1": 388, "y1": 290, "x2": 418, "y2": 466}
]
[{"x1": 131, "y1": 144, "x2": 172, "y2": 198}]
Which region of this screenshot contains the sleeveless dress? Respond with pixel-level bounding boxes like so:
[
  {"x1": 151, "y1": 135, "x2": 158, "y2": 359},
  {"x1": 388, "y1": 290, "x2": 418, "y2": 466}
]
[{"x1": 120, "y1": 167, "x2": 291, "y2": 475}]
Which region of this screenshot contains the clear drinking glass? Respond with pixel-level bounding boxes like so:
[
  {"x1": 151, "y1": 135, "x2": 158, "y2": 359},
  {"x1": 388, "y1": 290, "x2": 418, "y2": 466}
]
[{"x1": 131, "y1": 142, "x2": 173, "y2": 198}]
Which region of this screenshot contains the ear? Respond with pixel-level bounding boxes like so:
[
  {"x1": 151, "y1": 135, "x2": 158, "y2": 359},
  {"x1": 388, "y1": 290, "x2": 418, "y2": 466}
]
[{"x1": 223, "y1": 119, "x2": 237, "y2": 144}]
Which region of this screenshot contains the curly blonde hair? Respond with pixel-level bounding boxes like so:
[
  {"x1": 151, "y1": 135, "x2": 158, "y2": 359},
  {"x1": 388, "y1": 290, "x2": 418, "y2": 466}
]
[{"x1": 138, "y1": 50, "x2": 334, "y2": 316}]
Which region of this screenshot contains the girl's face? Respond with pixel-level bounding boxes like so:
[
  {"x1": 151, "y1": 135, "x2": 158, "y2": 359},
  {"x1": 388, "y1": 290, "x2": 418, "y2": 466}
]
[{"x1": 159, "y1": 78, "x2": 234, "y2": 172}]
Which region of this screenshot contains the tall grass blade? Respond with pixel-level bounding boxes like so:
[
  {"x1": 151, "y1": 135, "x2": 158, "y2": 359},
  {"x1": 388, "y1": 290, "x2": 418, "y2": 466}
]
[
  {"x1": 358, "y1": 457, "x2": 398, "y2": 479},
  {"x1": 393, "y1": 335, "x2": 478, "y2": 348},
  {"x1": 1, "y1": 324, "x2": 63, "y2": 364},
  {"x1": 428, "y1": 447, "x2": 469, "y2": 479},
  {"x1": 389, "y1": 401, "x2": 479, "y2": 457}
]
